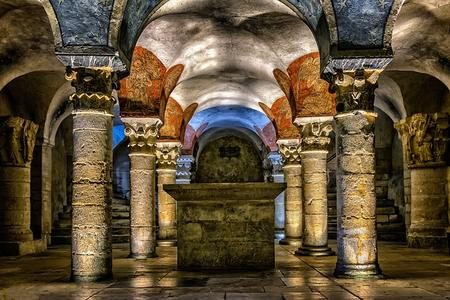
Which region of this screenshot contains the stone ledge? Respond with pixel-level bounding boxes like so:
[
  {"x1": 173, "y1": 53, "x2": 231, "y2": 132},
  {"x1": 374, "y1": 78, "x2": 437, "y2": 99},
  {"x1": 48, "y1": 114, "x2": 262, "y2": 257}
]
[{"x1": 0, "y1": 239, "x2": 47, "y2": 256}]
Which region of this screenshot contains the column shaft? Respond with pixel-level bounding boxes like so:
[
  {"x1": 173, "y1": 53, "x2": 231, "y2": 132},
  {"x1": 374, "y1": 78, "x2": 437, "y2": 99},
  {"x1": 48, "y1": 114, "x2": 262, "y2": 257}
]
[
  {"x1": 129, "y1": 153, "x2": 157, "y2": 258},
  {"x1": 334, "y1": 111, "x2": 381, "y2": 278},
  {"x1": 280, "y1": 164, "x2": 302, "y2": 245},
  {"x1": 157, "y1": 169, "x2": 177, "y2": 243}
]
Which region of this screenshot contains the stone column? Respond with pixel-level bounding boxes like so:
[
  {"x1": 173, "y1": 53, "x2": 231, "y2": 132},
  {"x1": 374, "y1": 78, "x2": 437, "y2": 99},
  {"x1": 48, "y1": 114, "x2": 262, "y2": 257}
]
[
  {"x1": 31, "y1": 139, "x2": 54, "y2": 244},
  {"x1": 333, "y1": 69, "x2": 382, "y2": 278},
  {"x1": 156, "y1": 141, "x2": 181, "y2": 246},
  {"x1": 295, "y1": 117, "x2": 335, "y2": 256},
  {"x1": 123, "y1": 118, "x2": 162, "y2": 258},
  {"x1": 0, "y1": 117, "x2": 39, "y2": 254},
  {"x1": 66, "y1": 67, "x2": 117, "y2": 282},
  {"x1": 400, "y1": 113, "x2": 449, "y2": 250},
  {"x1": 267, "y1": 152, "x2": 285, "y2": 239},
  {"x1": 176, "y1": 155, "x2": 194, "y2": 184},
  {"x1": 277, "y1": 139, "x2": 302, "y2": 246},
  {"x1": 395, "y1": 120, "x2": 412, "y2": 232}
]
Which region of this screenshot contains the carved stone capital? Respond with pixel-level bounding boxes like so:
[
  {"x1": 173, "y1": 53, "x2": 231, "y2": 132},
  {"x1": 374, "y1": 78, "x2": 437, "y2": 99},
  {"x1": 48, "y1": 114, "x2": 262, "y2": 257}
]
[
  {"x1": 395, "y1": 113, "x2": 450, "y2": 168},
  {"x1": 277, "y1": 139, "x2": 301, "y2": 165},
  {"x1": 176, "y1": 155, "x2": 195, "y2": 181},
  {"x1": 0, "y1": 117, "x2": 39, "y2": 167},
  {"x1": 156, "y1": 141, "x2": 182, "y2": 169},
  {"x1": 332, "y1": 69, "x2": 381, "y2": 113},
  {"x1": 123, "y1": 118, "x2": 162, "y2": 154},
  {"x1": 267, "y1": 152, "x2": 284, "y2": 175},
  {"x1": 65, "y1": 67, "x2": 118, "y2": 114},
  {"x1": 295, "y1": 116, "x2": 333, "y2": 152}
]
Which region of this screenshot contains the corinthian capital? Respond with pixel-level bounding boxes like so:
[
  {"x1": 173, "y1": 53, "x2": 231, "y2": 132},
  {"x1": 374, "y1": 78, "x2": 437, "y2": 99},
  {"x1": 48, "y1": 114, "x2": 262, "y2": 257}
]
[
  {"x1": 156, "y1": 141, "x2": 182, "y2": 169},
  {"x1": 0, "y1": 117, "x2": 39, "y2": 167},
  {"x1": 395, "y1": 113, "x2": 450, "y2": 167},
  {"x1": 331, "y1": 69, "x2": 381, "y2": 113},
  {"x1": 295, "y1": 116, "x2": 333, "y2": 151},
  {"x1": 123, "y1": 118, "x2": 162, "y2": 154},
  {"x1": 277, "y1": 139, "x2": 301, "y2": 165},
  {"x1": 65, "y1": 67, "x2": 118, "y2": 113}
]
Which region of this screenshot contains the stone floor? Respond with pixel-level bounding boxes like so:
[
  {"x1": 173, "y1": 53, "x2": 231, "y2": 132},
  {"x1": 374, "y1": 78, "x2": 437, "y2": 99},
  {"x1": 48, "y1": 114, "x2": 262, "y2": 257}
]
[{"x1": 1, "y1": 241, "x2": 450, "y2": 299}]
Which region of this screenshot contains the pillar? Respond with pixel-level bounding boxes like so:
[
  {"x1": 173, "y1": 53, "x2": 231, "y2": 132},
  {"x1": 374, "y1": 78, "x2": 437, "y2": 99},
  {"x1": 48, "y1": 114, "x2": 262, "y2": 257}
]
[
  {"x1": 176, "y1": 155, "x2": 194, "y2": 184},
  {"x1": 0, "y1": 117, "x2": 39, "y2": 255},
  {"x1": 123, "y1": 118, "x2": 162, "y2": 258},
  {"x1": 277, "y1": 139, "x2": 302, "y2": 246},
  {"x1": 394, "y1": 120, "x2": 412, "y2": 232},
  {"x1": 267, "y1": 152, "x2": 285, "y2": 239},
  {"x1": 156, "y1": 141, "x2": 181, "y2": 246},
  {"x1": 295, "y1": 117, "x2": 334, "y2": 256},
  {"x1": 400, "y1": 113, "x2": 449, "y2": 249},
  {"x1": 66, "y1": 67, "x2": 117, "y2": 282},
  {"x1": 333, "y1": 69, "x2": 382, "y2": 278}
]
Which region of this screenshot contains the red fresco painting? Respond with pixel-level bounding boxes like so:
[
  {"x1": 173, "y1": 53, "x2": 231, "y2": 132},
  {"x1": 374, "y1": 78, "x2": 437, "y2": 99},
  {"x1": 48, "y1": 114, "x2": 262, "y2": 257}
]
[
  {"x1": 287, "y1": 52, "x2": 336, "y2": 117},
  {"x1": 160, "y1": 97, "x2": 184, "y2": 140},
  {"x1": 118, "y1": 47, "x2": 166, "y2": 117},
  {"x1": 270, "y1": 97, "x2": 299, "y2": 139}
]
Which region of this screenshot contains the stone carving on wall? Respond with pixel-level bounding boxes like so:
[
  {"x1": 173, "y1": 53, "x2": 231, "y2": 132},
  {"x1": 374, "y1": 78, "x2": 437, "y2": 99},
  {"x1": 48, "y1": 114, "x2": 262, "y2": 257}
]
[
  {"x1": 277, "y1": 139, "x2": 301, "y2": 165},
  {"x1": 396, "y1": 113, "x2": 450, "y2": 167},
  {"x1": 66, "y1": 67, "x2": 118, "y2": 112},
  {"x1": 156, "y1": 142, "x2": 182, "y2": 169},
  {"x1": 0, "y1": 117, "x2": 39, "y2": 167},
  {"x1": 123, "y1": 118, "x2": 162, "y2": 154},
  {"x1": 267, "y1": 152, "x2": 284, "y2": 175},
  {"x1": 295, "y1": 117, "x2": 333, "y2": 151},
  {"x1": 332, "y1": 69, "x2": 380, "y2": 113}
]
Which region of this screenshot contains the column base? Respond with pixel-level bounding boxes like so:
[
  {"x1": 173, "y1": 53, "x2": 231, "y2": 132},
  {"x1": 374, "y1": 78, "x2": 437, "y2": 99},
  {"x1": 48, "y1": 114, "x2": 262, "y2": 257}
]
[
  {"x1": 295, "y1": 245, "x2": 335, "y2": 257},
  {"x1": 157, "y1": 239, "x2": 177, "y2": 247},
  {"x1": 407, "y1": 235, "x2": 448, "y2": 250},
  {"x1": 71, "y1": 273, "x2": 113, "y2": 283},
  {"x1": 274, "y1": 229, "x2": 285, "y2": 240},
  {"x1": 334, "y1": 263, "x2": 382, "y2": 279},
  {"x1": 0, "y1": 239, "x2": 47, "y2": 256},
  {"x1": 129, "y1": 252, "x2": 158, "y2": 259},
  {"x1": 279, "y1": 238, "x2": 301, "y2": 246}
]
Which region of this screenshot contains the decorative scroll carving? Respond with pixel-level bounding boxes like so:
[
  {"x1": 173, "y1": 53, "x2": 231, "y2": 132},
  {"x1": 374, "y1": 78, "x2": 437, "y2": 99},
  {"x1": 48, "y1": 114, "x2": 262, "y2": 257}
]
[
  {"x1": 123, "y1": 118, "x2": 162, "y2": 154},
  {"x1": 156, "y1": 141, "x2": 182, "y2": 169},
  {"x1": 295, "y1": 117, "x2": 333, "y2": 152},
  {"x1": 0, "y1": 117, "x2": 39, "y2": 167},
  {"x1": 331, "y1": 69, "x2": 381, "y2": 113},
  {"x1": 395, "y1": 113, "x2": 450, "y2": 167},
  {"x1": 65, "y1": 67, "x2": 118, "y2": 113},
  {"x1": 176, "y1": 155, "x2": 195, "y2": 182},
  {"x1": 277, "y1": 139, "x2": 301, "y2": 165}
]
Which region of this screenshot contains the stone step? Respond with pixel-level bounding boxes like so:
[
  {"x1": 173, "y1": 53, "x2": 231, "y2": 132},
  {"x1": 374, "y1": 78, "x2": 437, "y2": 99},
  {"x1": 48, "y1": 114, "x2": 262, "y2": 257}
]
[{"x1": 112, "y1": 211, "x2": 130, "y2": 219}]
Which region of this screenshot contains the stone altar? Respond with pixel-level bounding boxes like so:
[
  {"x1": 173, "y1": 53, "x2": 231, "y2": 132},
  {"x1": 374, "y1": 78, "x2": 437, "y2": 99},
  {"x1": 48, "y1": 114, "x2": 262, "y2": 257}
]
[{"x1": 164, "y1": 183, "x2": 286, "y2": 270}]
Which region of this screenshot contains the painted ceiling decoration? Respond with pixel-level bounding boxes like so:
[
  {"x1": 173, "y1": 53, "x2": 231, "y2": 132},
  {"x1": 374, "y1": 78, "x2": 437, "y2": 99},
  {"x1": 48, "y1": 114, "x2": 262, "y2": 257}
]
[{"x1": 43, "y1": 0, "x2": 404, "y2": 73}]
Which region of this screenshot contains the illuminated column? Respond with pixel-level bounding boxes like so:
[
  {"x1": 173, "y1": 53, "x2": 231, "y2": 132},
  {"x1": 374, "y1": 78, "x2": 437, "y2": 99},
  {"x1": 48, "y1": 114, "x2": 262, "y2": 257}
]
[
  {"x1": 66, "y1": 67, "x2": 117, "y2": 282},
  {"x1": 0, "y1": 117, "x2": 38, "y2": 249},
  {"x1": 156, "y1": 141, "x2": 181, "y2": 246},
  {"x1": 268, "y1": 152, "x2": 285, "y2": 239},
  {"x1": 176, "y1": 155, "x2": 194, "y2": 184},
  {"x1": 295, "y1": 117, "x2": 334, "y2": 256},
  {"x1": 333, "y1": 69, "x2": 382, "y2": 278},
  {"x1": 277, "y1": 139, "x2": 302, "y2": 246},
  {"x1": 400, "y1": 113, "x2": 449, "y2": 249},
  {"x1": 123, "y1": 118, "x2": 162, "y2": 258}
]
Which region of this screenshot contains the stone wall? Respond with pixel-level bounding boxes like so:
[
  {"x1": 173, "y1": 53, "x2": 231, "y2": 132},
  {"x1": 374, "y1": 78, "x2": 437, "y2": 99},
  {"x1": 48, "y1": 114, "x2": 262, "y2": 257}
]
[
  {"x1": 196, "y1": 136, "x2": 264, "y2": 183},
  {"x1": 113, "y1": 142, "x2": 130, "y2": 199}
]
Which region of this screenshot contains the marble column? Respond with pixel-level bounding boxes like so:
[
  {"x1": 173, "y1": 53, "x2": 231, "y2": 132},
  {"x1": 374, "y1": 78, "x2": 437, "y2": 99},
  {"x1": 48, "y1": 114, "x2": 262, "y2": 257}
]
[
  {"x1": 176, "y1": 155, "x2": 194, "y2": 184},
  {"x1": 0, "y1": 117, "x2": 39, "y2": 248},
  {"x1": 267, "y1": 152, "x2": 285, "y2": 239},
  {"x1": 400, "y1": 113, "x2": 449, "y2": 250},
  {"x1": 295, "y1": 117, "x2": 334, "y2": 256},
  {"x1": 394, "y1": 120, "x2": 412, "y2": 232},
  {"x1": 66, "y1": 67, "x2": 117, "y2": 282},
  {"x1": 333, "y1": 69, "x2": 382, "y2": 278},
  {"x1": 277, "y1": 139, "x2": 302, "y2": 246},
  {"x1": 156, "y1": 141, "x2": 181, "y2": 246},
  {"x1": 123, "y1": 118, "x2": 162, "y2": 258}
]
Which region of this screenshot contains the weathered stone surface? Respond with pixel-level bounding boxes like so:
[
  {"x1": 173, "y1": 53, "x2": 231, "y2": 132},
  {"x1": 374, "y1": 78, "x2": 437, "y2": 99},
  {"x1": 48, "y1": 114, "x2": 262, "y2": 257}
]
[
  {"x1": 334, "y1": 111, "x2": 381, "y2": 278},
  {"x1": 164, "y1": 183, "x2": 285, "y2": 270}
]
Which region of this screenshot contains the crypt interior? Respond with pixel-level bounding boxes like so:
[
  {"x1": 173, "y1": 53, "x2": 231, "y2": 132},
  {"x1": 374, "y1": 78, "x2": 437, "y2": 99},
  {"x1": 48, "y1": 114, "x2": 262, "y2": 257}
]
[{"x1": 1, "y1": 0, "x2": 450, "y2": 299}]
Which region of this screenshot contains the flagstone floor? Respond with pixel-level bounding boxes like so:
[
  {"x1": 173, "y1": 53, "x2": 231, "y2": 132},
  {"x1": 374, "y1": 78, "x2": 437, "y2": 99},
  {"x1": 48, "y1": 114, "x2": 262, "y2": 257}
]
[{"x1": 1, "y1": 241, "x2": 450, "y2": 299}]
